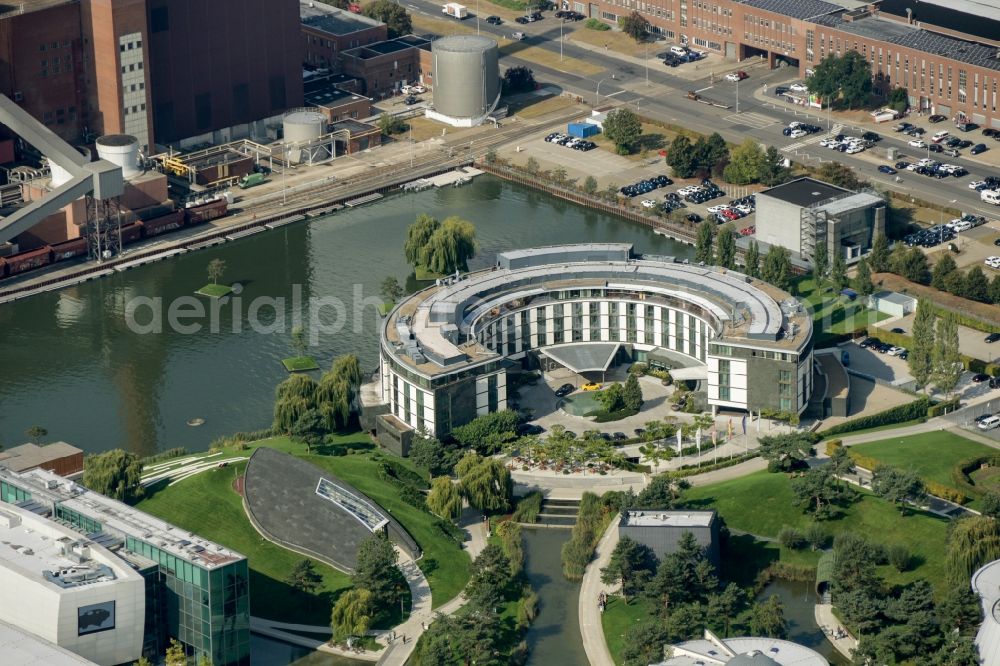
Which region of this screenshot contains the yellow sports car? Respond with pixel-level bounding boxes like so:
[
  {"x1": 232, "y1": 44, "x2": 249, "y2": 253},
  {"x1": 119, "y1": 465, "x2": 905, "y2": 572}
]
[{"x1": 581, "y1": 382, "x2": 602, "y2": 391}]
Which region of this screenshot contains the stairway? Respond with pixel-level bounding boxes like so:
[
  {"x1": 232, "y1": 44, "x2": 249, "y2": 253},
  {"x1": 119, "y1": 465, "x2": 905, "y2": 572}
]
[{"x1": 534, "y1": 498, "x2": 580, "y2": 528}]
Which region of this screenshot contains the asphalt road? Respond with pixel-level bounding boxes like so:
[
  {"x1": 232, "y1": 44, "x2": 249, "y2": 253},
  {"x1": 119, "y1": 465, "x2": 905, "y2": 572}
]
[{"x1": 407, "y1": 3, "x2": 1000, "y2": 219}]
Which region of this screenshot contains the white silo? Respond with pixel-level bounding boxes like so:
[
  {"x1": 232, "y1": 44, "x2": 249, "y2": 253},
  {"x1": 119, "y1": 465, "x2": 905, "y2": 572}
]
[
  {"x1": 282, "y1": 109, "x2": 329, "y2": 164},
  {"x1": 428, "y1": 35, "x2": 501, "y2": 128},
  {"x1": 95, "y1": 134, "x2": 141, "y2": 179}
]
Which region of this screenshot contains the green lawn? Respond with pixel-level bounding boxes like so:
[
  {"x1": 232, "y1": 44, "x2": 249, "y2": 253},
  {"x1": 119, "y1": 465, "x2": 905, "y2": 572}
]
[
  {"x1": 851, "y1": 431, "x2": 997, "y2": 507},
  {"x1": 794, "y1": 277, "x2": 889, "y2": 346},
  {"x1": 281, "y1": 356, "x2": 320, "y2": 372},
  {"x1": 378, "y1": 301, "x2": 395, "y2": 316},
  {"x1": 195, "y1": 283, "x2": 233, "y2": 298},
  {"x1": 414, "y1": 265, "x2": 446, "y2": 281},
  {"x1": 685, "y1": 471, "x2": 951, "y2": 593},
  {"x1": 137, "y1": 460, "x2": 351, "y2": 625},
  {"x1": 138, "y1": 432, "x2": 470, "y2": 622},
  {"x1": 602, "y1": 596, "x2": 655, "y2": 666}
]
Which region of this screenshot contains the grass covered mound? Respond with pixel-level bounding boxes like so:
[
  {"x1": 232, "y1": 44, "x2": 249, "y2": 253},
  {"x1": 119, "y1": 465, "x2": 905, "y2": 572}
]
[
  {"x1": 137, "y1": 433, "x2": 471, "y2": 623},
  {"x1": 281, "y1": 356, "x2": 320, "y2": 372}
]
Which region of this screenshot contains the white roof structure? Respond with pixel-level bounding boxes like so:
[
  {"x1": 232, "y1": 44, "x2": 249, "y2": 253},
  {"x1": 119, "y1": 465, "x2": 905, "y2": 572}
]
[
  {"x1": 0, "y1": 619, "x2": 98, "y2": 665},
  {"x1": 622, "y1": 510, "x2": 715, "y2": 528},
  {"x1": 656, "y1": 631, "x2": 829, "y2": 665},
  {"x1": 972, "y1": 558, "x2": 1000, "y2": 665},
  {"x1": 0, "y1": 505, "x2": 129, "y2": 591}
]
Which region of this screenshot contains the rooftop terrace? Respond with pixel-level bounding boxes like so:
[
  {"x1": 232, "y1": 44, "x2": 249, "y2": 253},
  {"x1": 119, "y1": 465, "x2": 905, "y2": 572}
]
[
  {"x1": 383, "y1": 245, "x2": 811, "y2": 378},
  {"x1": 0, "y1": 467, "x2": 244, "y2": 569}
]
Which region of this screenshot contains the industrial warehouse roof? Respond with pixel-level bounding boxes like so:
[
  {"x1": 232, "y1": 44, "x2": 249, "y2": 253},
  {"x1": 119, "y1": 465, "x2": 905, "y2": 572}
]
[
  {"x1": 0, "y1": 619, "x2": 98, "y2": 665},
  {"x1": 300, "y1": 1, "x2": 382, "y2": 35},
  {"x1": 814, "y1": 11, "x2": 1000, "y2": 72},
  {"x1": 876, "y1": 0, "x2": 1000, "y2": 46},
  {"x1": 538, "y1": 343, "x2": 621, "y2": 373},
  {"x1": 736, "y1": 0, "x2": 841, "y2": 20},
  {"x1": 758, "y1": 177, "x2": 848, "y2": 207}
]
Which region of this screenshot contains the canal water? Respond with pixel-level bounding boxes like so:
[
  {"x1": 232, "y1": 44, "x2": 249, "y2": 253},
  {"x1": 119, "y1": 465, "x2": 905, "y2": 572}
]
[
  {"x1": 0, "y1": 176, "x2": 692, "y2": 455},
  {"x1": 522, "y1": 527, "x2": 589, "y2": 666},
  {"x1": 758, "y1": 578, "x2": 849, "y2": 665}
]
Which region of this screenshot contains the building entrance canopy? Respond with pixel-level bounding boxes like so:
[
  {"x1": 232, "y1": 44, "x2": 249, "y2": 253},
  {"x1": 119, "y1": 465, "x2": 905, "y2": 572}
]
[{"x1": 539, "y1": 342, "x2": 621, "y2": 374}]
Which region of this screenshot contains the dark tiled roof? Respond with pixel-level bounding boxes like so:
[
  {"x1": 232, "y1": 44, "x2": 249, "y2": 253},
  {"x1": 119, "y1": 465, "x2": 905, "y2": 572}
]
[
  {"x1": 816, "y1": 12, "x2": 1000, "y2": 72},
  {"x1": 759, "y1": 177, "x2": 848, "y2": 207},
  {"x1": 877, "y1": 0, "x2": 1000, "y2": 46},
  {"x1": 738, "y1": 0, "x2": 842, "y2": 20}
]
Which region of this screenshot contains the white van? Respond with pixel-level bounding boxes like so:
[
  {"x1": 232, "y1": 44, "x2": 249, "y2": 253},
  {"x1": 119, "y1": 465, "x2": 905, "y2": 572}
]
[
  {"x1": 932, "y1": 130, "x2": 950, "y2": 143},
  {"x1": 670, "y1": 45, "x2": 689, "y2": 56},
  {"x1": 978, "y1": 415, "x2": 1000, "y2": 431},
  {"x1": 982, "y1": 190, "x2": 1000, "y2": 205}
]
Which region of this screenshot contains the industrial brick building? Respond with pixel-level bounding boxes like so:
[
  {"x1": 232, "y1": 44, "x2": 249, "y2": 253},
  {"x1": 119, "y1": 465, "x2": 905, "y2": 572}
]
[
  {"x1": 301, "y1": 0, "x2": 387, "y2": 71},
  {"x1": 0, "y1": 0, "x2": 304, "y2": 151},
  {"x1": 580, "y1": 0, "x2": 1000, "y2": 129},
  {"x1": 341, "y1": 35, "x2": 433, "y2": 98}
]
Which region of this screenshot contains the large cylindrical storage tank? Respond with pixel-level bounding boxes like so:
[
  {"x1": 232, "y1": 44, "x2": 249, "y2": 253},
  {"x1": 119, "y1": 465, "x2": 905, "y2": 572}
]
[
  {"x1": 95, "y1": 134, "x2": 141, "y2": 179},
  {"x1": 432, "y1": 35, "x2": 500, "y2": 122},
  {"x1": 283, "y1": 109, "x2": 327, "y2": 163}
]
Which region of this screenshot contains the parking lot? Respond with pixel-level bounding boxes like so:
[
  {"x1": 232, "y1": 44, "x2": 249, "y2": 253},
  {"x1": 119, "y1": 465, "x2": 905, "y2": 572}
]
[
  {"x1": 845, "y1": 339, "x2": 915, "y2": 386},
  {"x1": 874, "y1": 316, "x2": 1000, "y2": 364},
  {"x1": 501, "y1": 132, "x2": 758, "y2": 232}
]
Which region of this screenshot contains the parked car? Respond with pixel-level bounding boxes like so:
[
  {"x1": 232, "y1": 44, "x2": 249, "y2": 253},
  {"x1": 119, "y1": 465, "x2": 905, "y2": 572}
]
[
  {"x1": 725, "y1": 70, "x2": 749, "y2": 82},
  {"x1": 612, "y1": 432, "x2": 628, "y2": 441},
  {"x1": 909, "y1": 139, "x2": 927, "y2": 148},
  {"x1": 972, "y1": 143, "x2": 988, "y2": 155},
  {"x1": 485, "y1": 15, "x2": 502, "y2": 24},
  {"x1": 890, "y1": 327, "x2": 905, "y2": 334},
  {"x1": 789, "y1": 82, "x2": 809, "y2": 93},
  {"x1": 514, "y1": 15, "x2": 529, "y2": 23},
  {"x1": 986, "y1": 333, "x2": 1000, "y2": 343},
  {"x1": 581, "y1": 382, "x2": 602, "y2": 391},
  {"x1": 977, "y1": 415, "x2": 1000, "y2": 431},
  {"x1": 403, "y1": 95, "x2": 418, "y2": 105},
  {"x1": 973, "y1": 373, "x2": 992, "y2": 383},
  {"x1": 555, "y1": 383, "x2": 574, "y2": 397}
]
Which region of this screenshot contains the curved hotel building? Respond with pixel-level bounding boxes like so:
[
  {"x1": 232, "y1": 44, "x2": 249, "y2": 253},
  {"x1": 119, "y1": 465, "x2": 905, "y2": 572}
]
[{"x1": 376, "y1": 244, "x2": 813, "y2": 442}]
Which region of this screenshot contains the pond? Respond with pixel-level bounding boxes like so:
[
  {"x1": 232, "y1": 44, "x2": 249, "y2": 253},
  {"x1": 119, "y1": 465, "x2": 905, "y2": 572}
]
[
  {"x1": 757, "y1": 578, "x2": 849, "y2": 665},
  {"x1": 0, "y1": 177, "x2": 693, "y2": 456}
]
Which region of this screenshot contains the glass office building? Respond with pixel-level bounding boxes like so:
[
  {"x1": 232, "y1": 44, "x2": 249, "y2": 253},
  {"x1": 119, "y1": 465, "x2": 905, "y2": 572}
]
[{"x1": 0, "y1": 466, "x2": 250, "y2": 665}]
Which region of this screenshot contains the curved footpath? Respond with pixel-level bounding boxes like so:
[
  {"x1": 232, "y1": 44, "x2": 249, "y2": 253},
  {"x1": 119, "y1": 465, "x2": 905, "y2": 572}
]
[
  {"x1": 376, "y1": 506, "x2": 488, "y2": 666},
  {"x1": 579, "y1": 515, "x2": 621, "y2": 666}
]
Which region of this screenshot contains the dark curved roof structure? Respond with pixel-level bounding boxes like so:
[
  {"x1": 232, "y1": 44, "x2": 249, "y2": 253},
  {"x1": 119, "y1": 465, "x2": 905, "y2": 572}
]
[{"x1": 243, "y1": 447, "x2": 420, "y2": 572}]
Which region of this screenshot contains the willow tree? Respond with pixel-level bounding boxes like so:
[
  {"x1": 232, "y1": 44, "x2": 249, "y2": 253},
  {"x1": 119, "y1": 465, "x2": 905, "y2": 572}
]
[
  {"x1": 404, "y1": 214, "x2": 440, "y2": 266},
  {"x1": 427, "y1": 476, "x2": 463, "y2": 521},
  {"x1": 456, "y1": 452, "x2": 512, "y2": 513},
  {"x1": 330, "y1": 588, "x2": 374, "y2": 645},
  {"x1": 946, "y1": 516, "x2": 1000, "y2": 587},
  {"x1": 273, "y1": 374, "x2": 318, "y2": 432},
  {"x1": 315, "y1": 378, "x2": 351, "y2": 431},
  {"x1": 420, "y1": 216, "x2": 478, "y2": 274}
]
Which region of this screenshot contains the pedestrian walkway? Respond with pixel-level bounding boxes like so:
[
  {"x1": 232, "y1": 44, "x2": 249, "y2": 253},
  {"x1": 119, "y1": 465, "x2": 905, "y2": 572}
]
[
  {"x1": 375, "y1": 504, "x2": 489, "y2": 665},
  {"x1": 814, "y1": 603, "x2": 857, "y2": 659},
  {"x1": 578, "y1": 515, "x2": 620, "y2": 666}
]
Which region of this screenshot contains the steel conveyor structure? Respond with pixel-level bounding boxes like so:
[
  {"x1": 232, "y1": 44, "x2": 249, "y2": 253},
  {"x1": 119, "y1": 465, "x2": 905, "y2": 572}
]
[{"x1": 0, "y1": 94, "x2": 123, "y2": 242}]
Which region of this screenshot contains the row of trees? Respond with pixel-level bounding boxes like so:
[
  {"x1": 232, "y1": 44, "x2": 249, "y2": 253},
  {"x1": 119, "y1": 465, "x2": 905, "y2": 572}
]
[
  {"x1": 331, "y1": 532, "x2": 408, "y2": 645},
  {"x1": 403, "y1": 214, "x2": 478, "y2": 275},
  {"x1": 830, "y1": 531, "x2": 981, "y2": 662},
  {"x1": 807, "y1": 51, "x2": 873, "y2": 110},
  {"x1": 603, "y1": 531, "x2": 788, "y2": 666},
  {"x1": 722, "y1": 139, "x2": 790, "y2": 186},
  {"x1": 272, "y1": 354, "x2": 364, "y2": 447},
  {"x1": 907, "y1": 298, "x2": 963, "y2": 395},
  {"x1": 931, "y1": 254, "x2": 1000, "y2": 305},
  {"x1": 414, "y1": 522, "x2": 533, "y2": 664},
  {"x1": 666, "y1": 132, "x2": 729, "y2": 180},
  {"x1": 694, "y1": 226, "x2": 792, "y2": 291}
]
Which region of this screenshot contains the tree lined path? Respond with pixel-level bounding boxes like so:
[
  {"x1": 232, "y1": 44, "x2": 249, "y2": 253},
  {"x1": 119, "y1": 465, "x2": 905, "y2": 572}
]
[{"x1": 578, "y1": 515, "x2": 620, "y2": 666}]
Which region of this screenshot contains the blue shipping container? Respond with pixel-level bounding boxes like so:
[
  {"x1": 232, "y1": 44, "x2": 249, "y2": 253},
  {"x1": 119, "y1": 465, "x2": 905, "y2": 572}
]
[{"x1": 567, "y1": 122, "x2": 598, "y2": 138}]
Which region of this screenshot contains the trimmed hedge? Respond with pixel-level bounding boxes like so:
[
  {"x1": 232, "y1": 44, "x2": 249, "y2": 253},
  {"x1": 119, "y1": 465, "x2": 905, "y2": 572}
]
[
  {"x1": 928, "y1": 397, "x2": 961, "y2": 418},
  {"x1": 590, "y1": 407, "x2": 640, "y2": 422},
  {"x1": 924, "y1": 480, "x2": 969, "y2": 505},
  {"x1": 818, "y1": 397, "x2": 930, "y2": 438},
  {"x1": 674, "y1": 451, "x2": 758, "y2": 477},
  {"x1": 951, "y1": 454, "x2": 1000, "y2": 500}
]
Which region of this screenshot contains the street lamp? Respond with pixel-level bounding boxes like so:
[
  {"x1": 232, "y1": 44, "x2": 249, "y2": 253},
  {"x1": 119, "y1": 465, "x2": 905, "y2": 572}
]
[
  {"x1": 644, "y1": 41, "x2": 649, "y2": 87},
  {"x1": 560, "y1": 17, "x2": 564, "y2": 61},
  {"x1": 595, "y1": 78, "x2": 608, "y2": 107},
  {"x1": 477, "y1": 0, "x2": 480, "y2": 34},
  {"x1": 735, "y1": 76, "x2": 740, "y2": 114}
]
